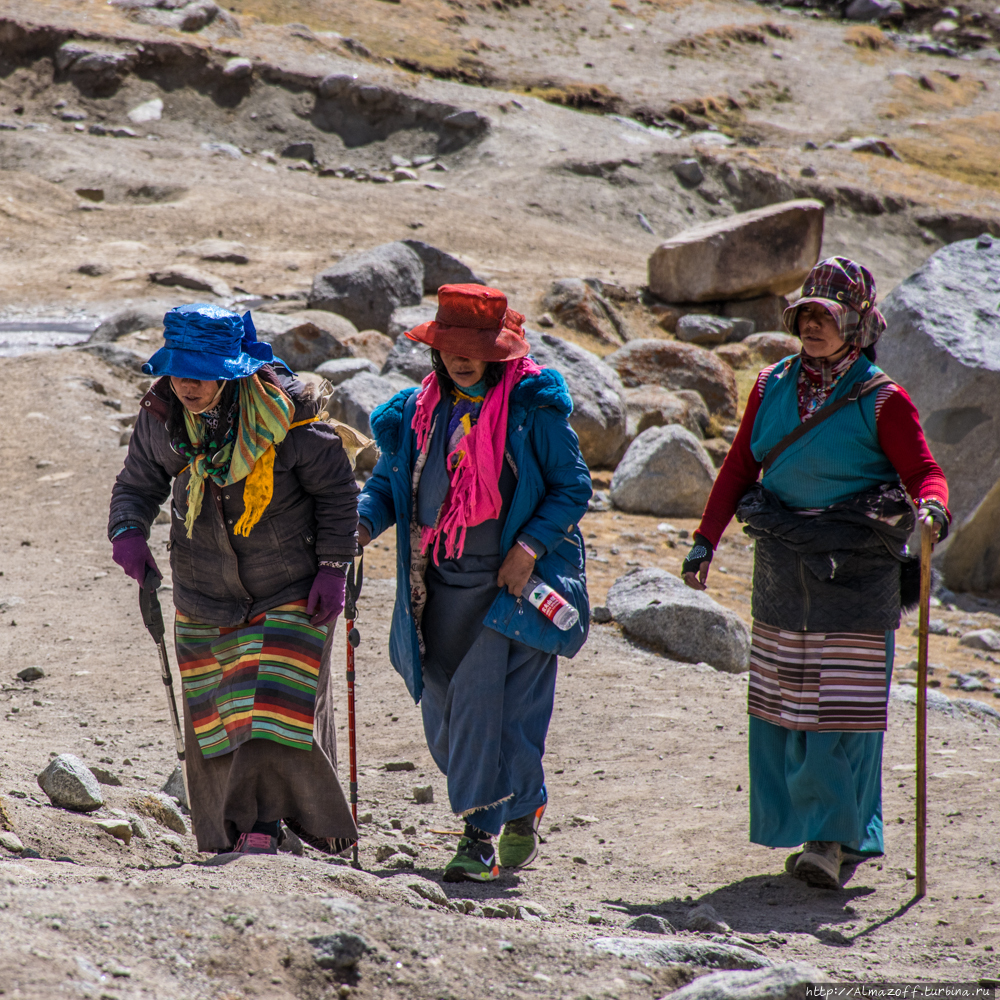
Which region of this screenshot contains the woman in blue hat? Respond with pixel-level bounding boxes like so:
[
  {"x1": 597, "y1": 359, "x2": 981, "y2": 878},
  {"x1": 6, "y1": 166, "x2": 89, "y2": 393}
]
[{"x1": 109, "y1": 304, "x2": 360, "y2": 857}]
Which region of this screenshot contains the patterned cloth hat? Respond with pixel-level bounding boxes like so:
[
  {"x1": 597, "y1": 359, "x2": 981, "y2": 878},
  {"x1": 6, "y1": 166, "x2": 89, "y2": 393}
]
[
  {"x1": 142, "y1": 304, "x2": 277, "y2": 380},
  {"x1": 782, "y1": 256, "x2": 886, "y2": 348},
  {"x1": 405, "y1": 283, "x2": 530, "y2": 362}
]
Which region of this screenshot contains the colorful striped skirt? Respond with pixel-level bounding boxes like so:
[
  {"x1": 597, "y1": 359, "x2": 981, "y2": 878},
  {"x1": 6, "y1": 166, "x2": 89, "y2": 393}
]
[
  {"x1": 747, "y1": 621, "x2": 891, "y2": 732},
  {"x1": 175, "y1": 601, "x2": 328, "y2": 758}
]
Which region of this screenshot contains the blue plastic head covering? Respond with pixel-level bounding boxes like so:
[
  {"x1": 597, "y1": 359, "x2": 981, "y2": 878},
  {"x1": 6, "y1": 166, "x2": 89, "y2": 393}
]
[{"x1": 141, "y1": 303, "x2": 275, "y2": 380}]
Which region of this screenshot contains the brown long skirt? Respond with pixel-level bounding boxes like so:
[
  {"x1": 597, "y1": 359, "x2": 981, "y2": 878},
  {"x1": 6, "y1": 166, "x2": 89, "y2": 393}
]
[{"x1": 179, "y1": 620, "x2": 358, "y2": 853}]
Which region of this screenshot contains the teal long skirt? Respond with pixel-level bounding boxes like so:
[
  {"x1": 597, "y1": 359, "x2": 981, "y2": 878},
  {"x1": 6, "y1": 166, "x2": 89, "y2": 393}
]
[{"x1": 747, "y1": 630, "x2": 894, "y2": 855}]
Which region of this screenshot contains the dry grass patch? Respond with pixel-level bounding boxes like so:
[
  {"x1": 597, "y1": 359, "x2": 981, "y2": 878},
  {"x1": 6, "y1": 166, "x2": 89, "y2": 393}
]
[
  {"x1": 893, "y1": 114, "x2": 1000, "y2": 193},
  {"x1": 845, "y1": 25, "x2": 894, "y2": 50},
  {"x1": 881, "y1": 70, "x2": 986, "y2": 119},
  {"x1": 666, "y1": 22, "x2": 793, "y2": 56},
  {"x1": 517, "y1": 80, "x2": 623, "y2": 112}
]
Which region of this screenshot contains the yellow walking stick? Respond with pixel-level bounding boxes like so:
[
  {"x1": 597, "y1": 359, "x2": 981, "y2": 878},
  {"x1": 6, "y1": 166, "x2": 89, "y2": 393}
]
[{"x1": 914, "y1": 519, "x2": 936, "y2": 899}]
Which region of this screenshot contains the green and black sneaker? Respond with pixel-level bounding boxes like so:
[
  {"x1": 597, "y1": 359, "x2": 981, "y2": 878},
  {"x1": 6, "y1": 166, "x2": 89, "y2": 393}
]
[
  {"x1": 498, "y1": 804, "x2": 545, "y2": 869},
  {"x1": 443, "y1": 836, "x2": 499, "y2": 883}
]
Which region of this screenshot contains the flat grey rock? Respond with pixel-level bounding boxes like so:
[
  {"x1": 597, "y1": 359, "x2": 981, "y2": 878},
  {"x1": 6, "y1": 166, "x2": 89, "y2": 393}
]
[
  {"x1": 625, "y1": 914, "x2": 676, "y2": 934},
  {"x1": 526, "y1": 331, "x2": 627, "y2": 468},
  {"x1": 37, "y1": 754, "x2": 104, "y2": 812},
  {"x1": 666, "y1": 962, "x2": 827, "y2": 1000},
  {"x1": 676, "y1": 314, "x2": 753, "y2": 346},
  {"x1": 309, "y1": 931, "x2": 370, "y2": 969},
  {"x1": 387, "y1": 304, "x2": 437, "y2": 340},
  {"x1": 314, "y1": 357, "x2": 380, "y2": 385},
  {"x1": 606, "y1": 567, "x2": 751, "y2": 673},
  {"x1": 590, "y1": 935, "x2": 772, "y2": 971}
]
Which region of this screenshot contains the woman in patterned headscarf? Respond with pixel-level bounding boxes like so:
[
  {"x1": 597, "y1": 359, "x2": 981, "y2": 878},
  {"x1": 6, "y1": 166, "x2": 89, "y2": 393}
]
[{"x1": 683, "y1": 258, "x2": 950, "y2": 888}]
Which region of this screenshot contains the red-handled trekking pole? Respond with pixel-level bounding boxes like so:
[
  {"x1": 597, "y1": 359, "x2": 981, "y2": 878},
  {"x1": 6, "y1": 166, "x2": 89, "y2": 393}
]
[{"x1": 344, "y1": 555, "x2": 364, "y2": 869}]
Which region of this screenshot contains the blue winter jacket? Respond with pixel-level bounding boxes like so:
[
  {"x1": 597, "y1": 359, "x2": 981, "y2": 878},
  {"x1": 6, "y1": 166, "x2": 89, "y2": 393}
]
[{"x1": 357, "y1": 368, "x2": 592, "y2": 703}]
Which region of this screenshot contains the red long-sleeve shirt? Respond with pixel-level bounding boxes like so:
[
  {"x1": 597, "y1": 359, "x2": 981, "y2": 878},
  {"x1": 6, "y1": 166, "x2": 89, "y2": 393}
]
[{"x1": 696, "y1": 365, "x2": 950, "y2": 548}]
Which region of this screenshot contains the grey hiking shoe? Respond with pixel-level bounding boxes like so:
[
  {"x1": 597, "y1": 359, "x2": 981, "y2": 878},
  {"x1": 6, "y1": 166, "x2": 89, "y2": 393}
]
[{"x1": 793, "y1": 841, "x2": 843, "y2": 889}]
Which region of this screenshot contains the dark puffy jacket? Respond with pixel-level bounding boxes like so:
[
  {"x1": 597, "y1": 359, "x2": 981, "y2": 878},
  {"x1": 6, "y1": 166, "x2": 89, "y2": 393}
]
[
  {"x1": 109, "y1": 368, "x2": 358, "y2": 627},
  {"x1": 736, "y1": 483, "x2": 914, "y2": 633}
]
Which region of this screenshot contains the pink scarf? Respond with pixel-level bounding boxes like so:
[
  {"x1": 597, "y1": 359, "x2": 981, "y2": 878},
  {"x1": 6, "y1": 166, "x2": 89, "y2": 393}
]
[{"x1": 411, "y1": 356, "x2": 543, "y2": 563}]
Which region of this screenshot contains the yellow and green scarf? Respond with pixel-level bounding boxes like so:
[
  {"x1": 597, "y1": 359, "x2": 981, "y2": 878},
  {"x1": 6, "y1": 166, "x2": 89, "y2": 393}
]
[{"x1": 182, "y1": 374, "x2": 306, "y2": 538}]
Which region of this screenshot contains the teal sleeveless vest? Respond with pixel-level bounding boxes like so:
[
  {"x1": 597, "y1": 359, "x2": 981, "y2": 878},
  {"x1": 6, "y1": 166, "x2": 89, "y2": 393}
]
[{"x1": 750, "y1": 354, "x2": 898, "y2": 509}]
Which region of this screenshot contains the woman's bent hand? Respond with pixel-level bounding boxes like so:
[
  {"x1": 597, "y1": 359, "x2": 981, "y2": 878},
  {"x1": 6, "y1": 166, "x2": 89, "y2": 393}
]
[
  {"x1": 683, "y1": 564, "x2": 710, "y2": 591},
  {"x1": 497, "y1": 544, "x2": 536, "y2": 597},
  {"x1": 357, "y1": 524, "x2": 371, "y2": 549},
  {"x1": 681, "y1": 533, "x2": 714, "y2": 591}
]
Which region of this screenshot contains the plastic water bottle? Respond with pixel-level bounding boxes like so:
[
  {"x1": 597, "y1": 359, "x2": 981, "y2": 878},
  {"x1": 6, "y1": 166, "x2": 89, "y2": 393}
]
[{"x1": 523, "y1": 574, "x2": 579, "y2": 631}]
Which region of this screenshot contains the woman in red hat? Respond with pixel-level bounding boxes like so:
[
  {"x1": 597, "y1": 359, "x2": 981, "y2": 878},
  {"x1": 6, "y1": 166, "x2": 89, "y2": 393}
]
[{"x1": 357, "y1": 284, "x2": 592, "y2": 882}]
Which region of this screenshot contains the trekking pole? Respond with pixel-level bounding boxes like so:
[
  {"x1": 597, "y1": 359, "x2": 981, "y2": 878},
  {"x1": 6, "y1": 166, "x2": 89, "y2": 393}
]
[
  {"x1": 914, "y1": 519, "x2": 935, "y2": 899},
  {"x1": 344, "y1": 554, "x2": 364, "y2": 870},
  {"x1": 138, "y1": 568, "x2": 190, "y2": 813}
]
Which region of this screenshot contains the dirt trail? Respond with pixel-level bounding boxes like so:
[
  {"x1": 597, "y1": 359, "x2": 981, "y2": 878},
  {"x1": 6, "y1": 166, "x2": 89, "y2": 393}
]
[{"x1": 0, "y1": 350, "x2": 998, "y2": 999}]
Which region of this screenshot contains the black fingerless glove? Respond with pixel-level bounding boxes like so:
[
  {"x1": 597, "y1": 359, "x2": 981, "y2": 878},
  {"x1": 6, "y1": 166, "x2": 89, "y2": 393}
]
[
  {"x1": 682, "y1": 532, "x2": 714, "y2": 575},
  {"x1": 918, "y1": 499, "x2": 950, "y2": 543}
]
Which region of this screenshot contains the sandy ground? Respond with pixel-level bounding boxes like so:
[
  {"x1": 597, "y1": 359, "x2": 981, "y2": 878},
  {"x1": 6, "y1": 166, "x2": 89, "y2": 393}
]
[
  {"x1": 2, "y1": 0, "x2": 1000, "y2": 995},
  {"x1": 0, "y1": 350, "x2": 998, "y2": 1000}
]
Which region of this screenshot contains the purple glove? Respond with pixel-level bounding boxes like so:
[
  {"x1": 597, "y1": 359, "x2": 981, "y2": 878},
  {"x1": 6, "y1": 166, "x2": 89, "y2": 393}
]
[
  {"x1": 112, "y1": 528, "x2": 161, "y2": 586},
  {"x1": 307, "y1": 567, "x2": 346, "y2": 627}
]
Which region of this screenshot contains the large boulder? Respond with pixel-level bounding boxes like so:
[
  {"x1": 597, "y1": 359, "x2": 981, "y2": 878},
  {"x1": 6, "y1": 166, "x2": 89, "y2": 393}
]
[
  {"x1": 606, "y1": 567, "x2": 751, "y2": 672},
  {"x1": 540, "y1": 279, "x2": 629, "y2": 345},
  {"x1": 314, "y1": 358, "x2": 380, "y2": 385},
  {"x1": 309, "y1": 242, "x2": 424, "y2": 333},
  {"x1": 267, "y1": 323, "x2": 353, "y2": 372},
  {"x1": 621, "y1": 386, "x2": 709, "y2": 440},
  {"x1": 877, "y1": 235, "x2": 1000, "y2": 590},
  {"x1": 648, "y1": 199, "x2": 824, "y2": 303},
  {"x1": 742, "y1": 332, "x2": 801, "y2": 366},
  {"x1": 526, "y1": 331, "x2": 627, "y2": 468},
  {"x1": 149, "y1": 265, "x2": 231, "y2": 299},
  {"x1": 89, "y1": 301, "x2": 177, "y2": 344},
  {"x1": 37, "y1": 754, "x2": 104, "y2": 812},
  {"x1": 328, "y1": 372, "x2": 403, "y2": 436},
  {"x1": 381, "y1": 335, "x2": 433, "y2": 383},
  {"x1": 605, "y1": 339, "x2": 738, "y2": 420},
  {"x1": 401, "y1": 240, "x2": 484, "y2": 292},
  {"x1": 610, "y1": 425, "x2": 716, "y2": 516},
  {"x1": 722, "y1": 294, "x2": 789, "y2": 334},
  {"x1": 342, "y1": 330, "x2": 395, "y2": 369},
  {"x1": 387, "y1": 303, "x2": 437, "y2": 339}
]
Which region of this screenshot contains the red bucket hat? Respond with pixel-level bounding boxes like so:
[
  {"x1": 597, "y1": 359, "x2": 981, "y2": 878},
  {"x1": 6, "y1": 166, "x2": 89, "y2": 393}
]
[{"x1": 405, "y1": 284, "x2": 530, "y2": 362}]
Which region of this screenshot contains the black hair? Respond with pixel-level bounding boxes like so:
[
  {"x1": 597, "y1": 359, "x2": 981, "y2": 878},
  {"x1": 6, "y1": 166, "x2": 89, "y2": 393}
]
[
  {"x1": 862, "y1": 345, "x2": 877, "y2": 362},
  {"x1": 165, "y1": 378, "x2": 238, "y2": 446},
  {"x1": 430, "y1": 349, "x2": 506, "y2": 395}
]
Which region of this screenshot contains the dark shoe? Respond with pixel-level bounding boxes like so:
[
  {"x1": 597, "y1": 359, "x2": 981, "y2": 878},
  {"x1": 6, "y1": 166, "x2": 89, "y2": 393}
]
[
  {"x1": 283, "y1": 817, "x2": 356, "y2": 858},
  {"x1": 793, "y1": 841, "x2": 843, "y2": 888},
  {"x1": 233, "y1": 831, "x2": 278, "y2": 856},
  {"x1": 443, "y1": 837, "x2": 499, "y2": 883},
  {"x1": 498, "y1": 804, "x2": 545, "y2": 869}
]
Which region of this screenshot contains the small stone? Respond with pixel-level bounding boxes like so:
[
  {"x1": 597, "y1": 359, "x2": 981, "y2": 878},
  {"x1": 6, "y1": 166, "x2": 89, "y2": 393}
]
[
  {"x1": 160, "y1": 834, "x2": 182, "y2": 852},
  {"x1": 375, "y1": 843, "x2": 401, "y2": 862},
  {"x1": 89, "y1": 766, "x2": 122, "y2": 787},
  {"x1": 516, "y1": 906, "x2": 542, "y2": 922},
  {"x1": 413, "y1": 785, "x2": 434, "y2": 804},
  {"x1": 686, "y1": 903, "x2": 730, "y2": 933},
  {"x1": 392, "y1": 167, "x2": 419, "y2": 182},
  {"x1": 78, "y1": 262, "x2": 111, "y2": 277},
  {"x1": 161, "y1": 764, "x2": 189, "y2": 812},
  {"x1": 309, "y1": 932, "x2": 370, "y2": 970},
  {"x1": 129, "y1": 792, "x2": 187, "y2": 834},
  {"x1": 223, "y1": 57, "x2": 253, "y2": 79},
  {"x1": 94, "y1": 818, "x2": 132, "y2": 845},
  {"x1": 538, "y1": 312, "x2": 555, "y2": 327},
  {"x1": 406, "y1": 878, "x2": 449, "y2": 907},
  {"x1": 128, "y1": 814, "x2": 150, "y2": 839},
  {"x1": 127, "y1": 98, "x2": 163, "y2": 124},
  {"x1": 626, "y1": 913, "x2": 676, "y2": 934},
  {"x1": 572, "y1": 856, "x2": 588, "y2": 865},
  {"x1": 402, "y1": 825, "x2": 416, "y2": 836},
  {"x1": 482, "y1": 905, "x2": 510, "y2": 919},
  {"x1": 383, "y1": 761, "x2": 415, "y2": 771},
  {"x1": 800, "y1": 166, "x2": 816, "y2": 178},
  {"x1": 672, "y1": 159, "x2": 704, "y2": 188},
  {"x1": 17, "y1": 666, "x2": 44, "y2": 682},
  {"x1": 0, "y1": 831, "x2": 24, "y2": 853},
  {"x1": 588, "y1": 913, "x2": 603, "y2": 925},
  {"x1": 591, "y1": 606, "x2": 613, "y2": 624},
  {"x1": 358, "y1": 812, "x2": 373, "y2": 824},
  {"x1": 119, "y1": 429, "x2": 133, "y2": 447},
  {"x1": 37, "y1": 754, "x2": 104, "y2": 812},
  {"x1": 905, "y1": 868, "x2": 916, "y2": 880},
  {"x1": 390, "y1": 155, "x2": 412, "y2": 168}
]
